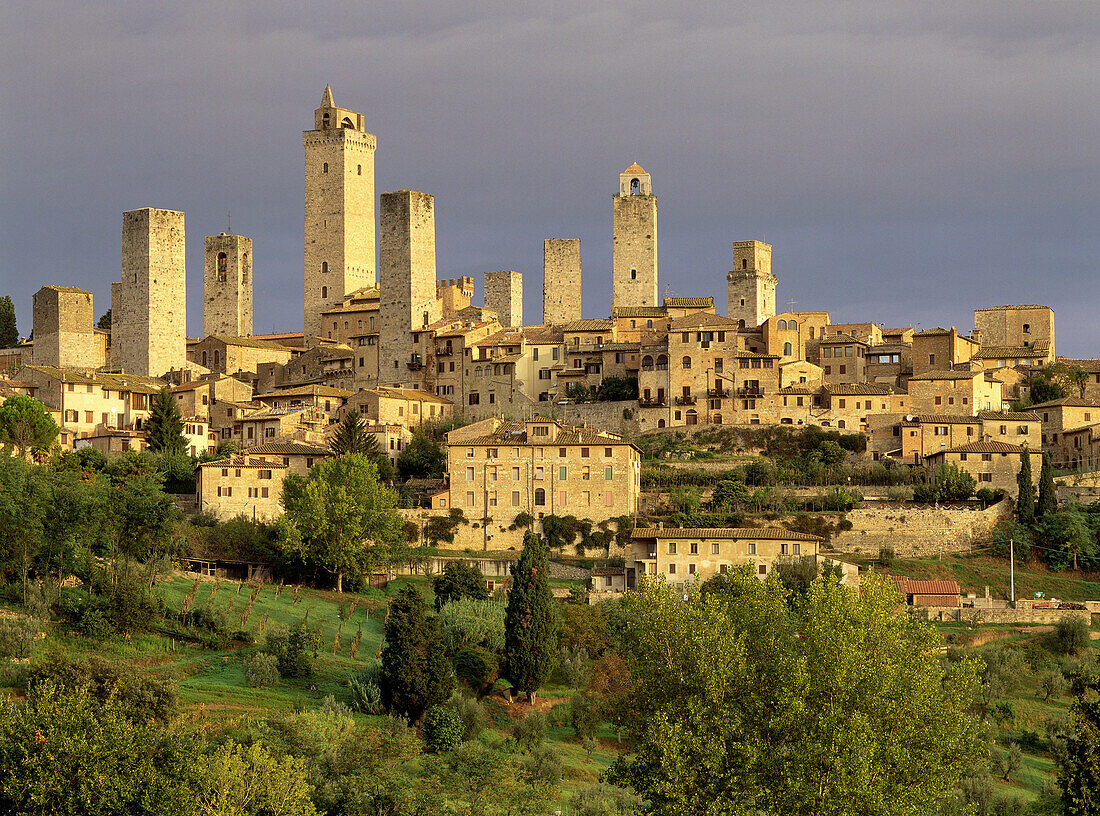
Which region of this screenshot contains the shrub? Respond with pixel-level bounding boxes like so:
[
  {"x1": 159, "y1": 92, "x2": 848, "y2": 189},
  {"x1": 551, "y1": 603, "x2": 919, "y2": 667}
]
[
  {"x1": 450, "y1": 692, "x2": 488, "y2": 741},
  {"x1": 886, "y1": 485, "x2": 914, "y2": 502},
  {"x1": 570, "y1": 783, "x2": 644, "y2": 816},
  {"x1": 437, "y1": 597, "x2": 506, "y2": 652},
  {"x1": 423, "y1": 704, "x2": 463, "y2": 753},
  {"x1": 570, "y1": 692, "x2": 600, "y2": 741},
  {"x1": 512, "y1": 709, "x2": 547, "y2": 752},
  {"x1": 878, "y1": 545, "x2": 896, "y2": 568},
  {"x1": 912, "y1": 483, "x2": 935, "y2": 503},
  {"x1": 242, "y1": 652, "x2": 280, "y2": 689},
  {"x1": 53, "y1": 589, "x2": 113, "y2": 639},
  {"x1": 522, "y1": 745, "x2": 564, "y2": 783},
  {"x1": 24, "y1": 654, "x2": 178, "y2": 723},
  {"x1": 264, "y1": 622, "x2": 322, "y2": 678},
  {"x1": 349, "y1": 668, "x2": 385, "y2": 715},
  {"x1": 0, "y1": 616, "x2": 41, "y2": 659},
  {"x1": 557, "y1": 644, "x2": 590, "y2": 688},
  {"x1": 1053, "y1": 616, "x2": 1090, "y2": 655},
  {"x1": 452, "y1": 646, "x2": 499, "y2": 698}
]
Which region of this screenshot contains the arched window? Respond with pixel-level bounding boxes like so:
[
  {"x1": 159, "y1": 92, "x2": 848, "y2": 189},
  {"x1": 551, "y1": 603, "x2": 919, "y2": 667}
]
[
  {"x1": 838, "y1": 420, "x2": 846, "y2": 429},
  {"x1": 788, "y1": 320, "x2": 798, "y2": 331},
  {"x1": 777, "y1": 319, "x2": 787, "y2": 331},
  {"x1": 656, "y1": 355, "x2": 668, "y2": 370},
  {"x1": 321, "y1": 286, "x2": 328, "y2": 299},
  {"x1": 475, "y1": 367, "x2": 482, "y2": 376},
  {"x1": 341, "y1": 117, "x2": 354, "y2": 129},
  {"x1": 647, "y1": 319, "x2": 653, "y2": 328},
  {"x1": 738, "y1": 319, "x2": 746, "y2": 330},
  {"x1": 657, "y1": 419, "x2": 666, "y2": 428},
  {"x1": 783, "y1": 342, "x2": 793, "y2": 356},
  {"x1": 321, "y1": 261, "x2": 328, "y2": 273},
  {"x1": 322, "y1": 113, "x2": 330, "y2": 128},
  {"x1": 642, "y1": 355, "x2": 654, "y2": 371},
  {"x1": 201, "y1": 351, "x2": 207, "y2": 366},
  {"x1": 631, "y1": 178, "x2": 640, "y2": 194},
  {"x1": 323, "y1": 162, "x2": 329, "y2": 173},
  {"x1": 213, "y1": 350, "x2": 220, "y2": 367},
  {"x1": 534, "y1": 488, "x2": 545, "y2": 506},
  {"x1": 682, "y1": 356, "x2": 692, "y2": 369},
  {"x1": 216, "y1": 252, "x2": 227, "y2": 282}
]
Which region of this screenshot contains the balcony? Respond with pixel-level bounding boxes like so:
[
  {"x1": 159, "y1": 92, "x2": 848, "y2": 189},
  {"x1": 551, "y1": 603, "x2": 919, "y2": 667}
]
[
  {"x1": 406, "y1": 354, "x2": 424, "y2": 371},
  {"x1": 707, "y1": 386, "x2": 730, "y2": 398},
  {"x1": 737, "y1": 387, "x2": 764, "y2": 398},
  {"x1": 675, "y1": 395, "x2": 697, "y2": 406},
  {"x1": 435, "y1": 345, "x2": 453, "y2": 357},
  {"x1": 638, "y1": 396, "x2": 666, "y2": 408}
]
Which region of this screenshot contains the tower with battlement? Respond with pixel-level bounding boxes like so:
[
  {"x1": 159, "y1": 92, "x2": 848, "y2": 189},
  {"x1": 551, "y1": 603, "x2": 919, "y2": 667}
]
[
  {"x1": 204, "y1": 233, "x2": 253, "y2": 338},
  {"x1": 379, "y1": 190, "x2": 439, "y2": 387},
  {"x1": 303, "y1": 86, "x2": 377, "y2": 339},
  {"x1": 114, "y1": 208, "x2": 187, "y2": 377},
  {"x1": 485, "y1": 270, "x2": 523, "y2": 327},
  {"x1": 612, "y1": 163, "x2": 658, "y2": 310},
  {"x1": 543, "y1": 238, "x2": 581, "y2": 324},
  {"x1": 726, "y1": 241, "x2": 776, "y2": 329}
]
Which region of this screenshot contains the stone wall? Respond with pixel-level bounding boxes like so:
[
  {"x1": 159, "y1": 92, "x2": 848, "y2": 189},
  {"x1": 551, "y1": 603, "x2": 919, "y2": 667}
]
[
  {"x1": 828, "y1": 500, "x2": 1011, "y2": 557},
  {"x1": 400, "y1": 508, "x2": 528, "y2": 552},
  {"x1": 612, "y1": 193, "x2": 658, "y2": 309},
  {"x1": 484, "y1": 270, "x2": 522, "y2": 328},
  {"x1": 726, "y1": 241, "x2": 775, "y2": 329},
  {"x1": 32, "y1": 286, "x2": 97, "y2": 370},
  {"x1": 204, "y1": 234, "x2": 253, "y2": 338},
  {"x1": 543, "y1": 239, "x2": 582, "y2": 325},
  {"x1": 555, "y1": 399, "x2": 637, "y2": 434}
]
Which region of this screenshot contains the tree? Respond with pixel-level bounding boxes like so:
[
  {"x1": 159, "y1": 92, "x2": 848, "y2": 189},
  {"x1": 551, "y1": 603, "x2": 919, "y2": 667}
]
[
  {"x1": 708, "y1": 477, "x2": 750, "y2": 510},
  {"x1": 605, "y1": 571, "x2": 983, "y2": 816},
  {"x1": 1060, "y1": 671, "x2": 1100, "y2": 816},
  {"x1": 0, "y1": 455, "x2": 48, "y2": 603},
  {"x1": 196, "y1": 741, "x2": 318, "y2": 816},
  {"x1": 395, "y1": 428, "x2": 447, "y2": 480},
  {"x1": 0, "y1": 395, "x2": 59, "y2": 458},
  {"x1": 379, "y1": 585, "x2": 454, "y2": 722},
  {"x1": 503, "y1": 532, "x2": 555, "y2": 702},
  {"x1": 330, "y1": 410, "x2": 377, "y2": 456},
  {"x1": 145, "y1": 389, "x2": 186, "y2": 455},
  {"x1": 278, "y1": 455, "x2": 405, "y2": 591},
  {"x1": 432, "y1": 560, "x2": 489, "y2": 611},
  {"x1": 1037, "y1": 452, "x2": 1057, "y2": 520},
  {"x1": 0, "y1": 296, "x2": 17, "y2": 348},
  {"x1": 97, "y1": 308, "x2": 112, "y2": 330},
  {"x1": 933, "y1": 462, "x2": 976, "y2": 502},
  {"x1": 1017, "y1": 451, "x2": 1036, "y2": 526}
]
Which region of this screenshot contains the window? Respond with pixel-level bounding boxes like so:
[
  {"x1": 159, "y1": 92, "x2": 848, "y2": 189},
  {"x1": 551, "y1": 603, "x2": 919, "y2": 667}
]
[
  {"x1": 748, "y1": 542, "x2": 756, "y2": 555},
  {"x1": 929, "y1": 354, "x2": 936, "y2": 365},
  {"x1": 1023, "y1": 323, "x2": 1031, "y2": 334},
  {"x1": 631, "y1": 269, "x2": 637, "y2": 280},
  {"x1": 605, "y1": 466, "x2": 613, "y2": 480},
  {"x1": 559, "y1": 447, "x2": 567, "y2": 457},
  {"x1": 784, "y1": 342, "x2": 792, "y2": 356},
  {"x1": 982, "y1": 453, "x2": 993, "y2": 462},
  {"x1": 512, "y1": 466, "x2": 520, "y2": 480},
  {"x1": 512, "y1": 491, "x2": 521, "y2": 506},
  {"x1": 321, "y1": 285, "x2": 328, "y2": 299},
  {"x1": 781, "y1": 543, "x2": 789, "y2": 555},
  {"x1": 534, "y1": 488, "x2": 545, "y2": 505},
  {"x1": 323, "y1": 162, "x2": 328, "y2": 173},
  {"x1": 217, "y1": 486, "x2": 232, "y2": 497},
  {"x1": 668, "y1": 563, "x2": 676, "y2": 575},
  {"x1": 258, "y1": 470, "x2": 272, "y2": 480},
  {"x1": 469, "y1": 393, "x2": 479, "y2": 405},
  {"x1": 979, "y1": 473, "x2": 993, "y2": 482},
  {"x1": 466, "y1": 491, "x2": 475, "y2": 507},
  {"x1": 668, "y1": 542, "x2": 677, "y2": 555},
  {"x1": 682, "y1": 356, "x2": 692, "y2": 369},
  {"x1": 1018, "y1": 426, "x2": 1029, "y2": 434},
  {"x1": 559, "y1": 466, "x2": 567, "y2": 480},
  {"x1": 535, "y1": 467, "x2": 544, "y2": 480},
  {"x1": 466, "y1": 467, "x2": 475, "y2": 481}
]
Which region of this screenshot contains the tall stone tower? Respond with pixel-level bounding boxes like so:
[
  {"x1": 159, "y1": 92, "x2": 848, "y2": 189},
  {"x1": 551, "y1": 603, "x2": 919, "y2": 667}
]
[
  {"x1": 543, "y1": 238, "x2": 581, "y2": 325},
  {"x1": 379, "y1": 190, "x2": 439, "y2": 387},
  {"x1": 114, "y1": 208, "x2": 187, "y2": 377},
  {"x1": 485, "y1": 270, "x2": 523, "y2": 328},
  {"x1": 726, "y1": 241, "x2": 776, "y2": 329},
  {"x1": 612, "y1": 163, "x2": 658, "y2": 310},
  {"x1": 303, "y1": 86, "x2": 376, "y2": 339},
  {"x1": 32, "y1": 286, "x2": 97, "y2": 370},
  {"x1": 204, "y1": 233, "x2": 253, "y2": 338}
]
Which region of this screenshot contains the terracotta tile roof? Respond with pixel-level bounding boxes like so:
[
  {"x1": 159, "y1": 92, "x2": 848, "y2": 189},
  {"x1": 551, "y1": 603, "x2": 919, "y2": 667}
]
[
  {"x1": 977, "y1": 410, "x2": 1042, "y2": 421},
  {"x1": 901, "y1": 414, "x2": 980, "y2": 425},
  {"x1": 208, "y1": 336, "x2": 297, "y2": 351},
  {"x1": 820, "y1": 333, "x2": 867, "y2": 345},
  {"x1": 611, "y1": 306, "x2": 667, "y2": 318},
  {"x1": 907, "y1": 369, "x2": 983, "y2": 381},
  {"x1": 973, "y1": 344, "x2": 1049, "y2": 359},
  {"x1": 242, "y1": 441, "x2": 331, "y2": 456},
  {"x1": 631, "y1": 527, "x2": 823, "y2": 542},
  {"x1": 367, "y1": 386, "x2": 451, "y2": 403},
  {"x1": 624, "y1": 162, "x2": 646, "y2": 173},
  {"x1": 669, "y1": 312, "x2": 741, "y2": 330},
  {"x1": 522, "y1": 326, "x2": 565, "y2": 344},
  {"x1": 894, "y1": 577, "x2": 960, "y2": 596},
  {"x1": 777, "y1": 386, "x2": 817, "y2": 395},
  {"x1": 255, "y1": 384, "x2": 353, "y2": 399},
  {"x1": 826, "y1": 383, "x2": 896, "y2": 395},
  {"x1": 1027, "y1": 397, "x2": 1100, "y2": 409},
  {"x1": 663, "y1": 297, "x2": 714, "y2": 309},
  {"x1": 932, "y1": 441, "x2": 1030, "y2": 454},
  {"x1": 461, "y1": 419, "x2": 629, "y2": 447},
  {"x1": 732, "y1": 350, "x2": 779, "y2": 359},
  {"x1": 562, "y1": 319, "x2": 614, "y2": 332},
  {"x1": 39, "y1": 285, "x2": 91, "y2": 294},
  {"x1": 198, "y1": 455, "x2": 286, "y2": 469}
]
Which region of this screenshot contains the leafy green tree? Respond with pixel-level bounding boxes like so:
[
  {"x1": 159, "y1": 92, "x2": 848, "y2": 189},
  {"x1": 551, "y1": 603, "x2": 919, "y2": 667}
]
[
  {"x1": 605, "y1": 571, "x2": 983, "y2": 816},
  {"x1": 708, "y1": 478, "x2": 750, "y2": 510},
  {"x1": 595, "y1": 376, "x2": 638, "y2": 402},
  {"x1": 1017, "y1": 451, "x2": 1036, "y2": 526},
  {"x1": 278, "y1": 454, "x2": 404, "y2": 591},
  {"x1": 0, "y1": 455, "x2": 48, "y2": 602},
  {"x1": 196, "y1": 741, "x2": 318, "y2": 816},
  {"x1": 0, "y1": 296, "x2": 18, "y2": 348},
  {"x1": 1037, "y1": 452, "x2": 1057, "y2": 519},
  {"x1": 432, "y1": 560, "x2": 489, "y2": 611},
  {"x1": 145, "y1": 388, "x2": 186, "y2": 455},
  {"x1": 395, "y1": 427, "x2": 447, "y2": 480},
  {"x1": 1060, "y1": 671, "x2": 1100, "y2": 816},
  {"x1": 931, "y1": 462, "x2": 976, "y2": 502},
  {"x1": 330, "y1": 410, "x2": 377, "y2": 456},
  {"x1": 379, "y1": 585, "x2": 454, "y2": 722},
  {"x1": 97, "y1": 308, "x2": 112, "y2": 330},
  {"x1": 108, "y1": 470, "x2": 180, "y2": 593},
  {"x1": 0, "y1": 395, "x2": 59, "y2": 458},
  {"x1": 503, "y1": 532, "x2": 555, "y2": 702}
]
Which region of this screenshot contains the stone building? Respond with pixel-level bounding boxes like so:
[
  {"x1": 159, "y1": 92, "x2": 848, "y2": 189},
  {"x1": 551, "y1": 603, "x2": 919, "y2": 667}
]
[
  {"x1": 343, "y1": 386, "x2": 453, "y2": 429},
  {"x1": 320, "y1": 287, "x2": 381, "y2": 388},
  {"x1": 114, "y1": 208, "x2": 187, "y2": 377},
  {"x1": 974, "y1": 305, "x2": 1055, "y2": 362},
  {"x1": 197, "y1": 455, "x2": 287, "y2": 521},
  {"x1": 379, "y1": 190, "x2": 439, "y2": 386},
  {"x1": 485, "y1": 270, "x2": 523, "y2": 328},
  {"x1": 612, "y1": 163, "x2": 658, "y2": 310},
  {"x1": 819, "y1": 334, "x2": 869, "y2": 384},
  {"x1": 189, "y1": 336, "x2": 295, "y2": 376},
  {"x1": 911, "y1": 327, "x2": 978, "y2": 376},
  {"x1": 906, "y1": 369, "x2": 1003, "y2": 416},
  {"x1": 438, "y1": 277, "x2": 475, "y2": 320},
  {"x1": 31, "y1": 286, "x2": 99, "y2": 370},
  {"x1": 1029, "y1": 397, "x2": 1100, "y2": 448},
  {"x1": 204, "y1": 233, "x2": 253, "y2": 338},
  {"x1": 543, "y1": 239, "x2": 582, "y2": 325},
  {"x1": 924, "y1": 441, "x2": 1041, "y2": 496},
  {"x1": 726, "y1": 241, "x2": 776, "y2": 330}
]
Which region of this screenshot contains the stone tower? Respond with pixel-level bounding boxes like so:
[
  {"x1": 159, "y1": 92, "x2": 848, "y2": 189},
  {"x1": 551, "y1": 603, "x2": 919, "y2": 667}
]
[
  {"x1": 204, "y1": 233, "x2": 253, "y2": 338},
  {"x1": 612, "y1": 163, "x2": 658, "y2": 310},
  {"x1": 543, "y1": 238, "x2": 581, "y2": 325},
  {"x1": 303, "y1": 86, "x2": 377, "y2": 339},
  {"x1": 114, "y1": 208, "x2": 187, "y2": 377},
  {"x1": 485, "y1": 270, "x2": 523, "y2": 328},
  {"x1": 726, "y1": 241, "x2": 776, "y2": 330},
  {"x1": 32, "y1": 286, "x2": 97, "y2": 370},
  {"x1": 379, "y1": 190, "x2": 439, "y2": 387}
]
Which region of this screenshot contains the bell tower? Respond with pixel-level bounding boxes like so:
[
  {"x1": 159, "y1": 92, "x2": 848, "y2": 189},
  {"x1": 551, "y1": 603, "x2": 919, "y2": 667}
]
[
  {"x1": 726, "y1": 241, "x2": 776, "y2": 329},
  {"x1": 612, "y1": 162, "x2": 658, "y2": 310},
  {"x1": 303, "y1": 86, "x2": 377, "y2": 339}
]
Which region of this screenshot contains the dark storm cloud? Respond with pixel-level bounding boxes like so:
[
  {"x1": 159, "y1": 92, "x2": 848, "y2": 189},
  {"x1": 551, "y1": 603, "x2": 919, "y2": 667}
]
[{"x1": 1, "y1": 2, "x2": 1097, "y2": 349}]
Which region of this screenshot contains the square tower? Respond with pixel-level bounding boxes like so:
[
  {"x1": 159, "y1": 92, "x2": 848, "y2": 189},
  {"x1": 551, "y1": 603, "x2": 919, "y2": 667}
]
[
  {"x1": 485, "y1": 270, "x2": 523, "y2": 328},
  {"x1": 303, "y1": 86, "x2": 377, "y2": 339},
  {"x1": 726, "y1": 241, "x2": 776, "y2": 330},
  {"x1": 115, "y1": 208, "x2": 187, "y2": 377},
  {"x1": 612, "y1": 163, "x2": 658, "y2": 310},
  {"x1": 32, "y1": 286, "x2": 97, "y2": 370},
  {"x1": 204, "y1": 233, "x2": 253, "y2": 338},
  {"x1": 379, "y1": 190, "x2": 439, "y2": 387},
  {"x1": 543, "y1": 238, "x2": 582, "y2": 325}
]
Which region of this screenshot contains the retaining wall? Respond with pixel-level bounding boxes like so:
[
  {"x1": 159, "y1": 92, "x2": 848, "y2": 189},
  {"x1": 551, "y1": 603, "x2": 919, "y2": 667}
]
[{"x1": 828, "y1": 501, "x2": 1011, "y2": 557}]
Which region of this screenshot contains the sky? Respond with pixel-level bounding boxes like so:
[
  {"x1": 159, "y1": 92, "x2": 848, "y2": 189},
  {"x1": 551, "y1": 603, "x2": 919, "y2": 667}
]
[{"x1": 1, "y1": 2, "x2": 1098, "y2": 353}]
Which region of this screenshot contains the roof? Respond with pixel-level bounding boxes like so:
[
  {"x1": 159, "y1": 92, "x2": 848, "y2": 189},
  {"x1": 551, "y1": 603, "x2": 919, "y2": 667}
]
[
  {"x1": 732, "y1": 349, "x2": 779, "y2": 359},
  {"x1": 973, "y1": 345, "x2": 1049, "y2": 360},
  {"x1": 207, "y1": 336, "x2": 297, "y2": 351},
  {"x1": 913, "y1": 327, "x2": 952, "y2": 336},
  {"x1": 611, "y1": 306, "x2": 667, "y2": 318},
  {"x1": 254, "y1": 384, "x2": 353, "y2": 400},
  {"x1": 521, "y1": 325, "x2": 565, "y2": 344},
  {"x1": 820, "y1": 333, "x2": 867, "y2": 345},
  {"x1": 977, "y1": 410, "x2": 1042, "y2": 421},
  {"x1": 1027, "y1": 397, "x2": 1100, "y2": 409},
  {"x1": 669, "y1": 312, "x2": 741, "y2": 330},
  {"x1": 367, "y1": 386, "x2": 451, "y2": 404},
  {"x1": 38, "y1": 285, "x2": 91, "y2": 295},
  {"x1": 624, "y1": 162, "x2": 646, "y2": 173},
  {"x1": 827, "y1": 383, "x2": 896, "y2": 396},
  {"x1": 199, "y1": 455, "x2": 287, "y2": 469},
  {"x1": 663, "y1": 297, "x2": 714, "y2": 309},
  {"x1": 901, "y1": 415, "x2": 980, "y2": 425},
  {"x1": 907, "y1": 369, "x2": 983, "y2": 381},
  {"x1": 974, "y1": 304, "x2": 1052, "y2": 312},
  {"x1": 893, "y1": 577, "x2": 960, "y2": 596},
  {"x1": 242, "y1": 441, "x2": 331, "y2": 456},
  {"x1": 932, "y1": 441, "x2": 1031, "y2": 454},
  {"x1": 632, "y1": 527, "x2": 823, "y2": 542},
  {"x1": 561, "y1": 319, "x2": 614, "y2": 332},
  {"x1": 459, "y1": 419, "x2": 631, "y2": 448}
]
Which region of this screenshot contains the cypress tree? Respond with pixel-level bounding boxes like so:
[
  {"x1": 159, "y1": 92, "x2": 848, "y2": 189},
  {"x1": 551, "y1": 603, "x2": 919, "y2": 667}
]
[
  {"x1": 145, "y1": 388, "x2": 186, "y2": 454},
  {"x1": 379, "y1": 585, "x2": 453, "y2": 722},
  {"x1": 1016, "y1": 450, "x2": 1036, "y2": 526},
  {"x1": 1037, "y1": 452, "x2": 1057, "y2": 520},
  {"x1": 503, "y1": 531, "x2": 555, "y2": 702},
  {"x1": 0, "y1": 296, "x2": 18, "y2": 348},
  {"x1": 329, "y1": 410, "x2": 374, "y2": 456}
]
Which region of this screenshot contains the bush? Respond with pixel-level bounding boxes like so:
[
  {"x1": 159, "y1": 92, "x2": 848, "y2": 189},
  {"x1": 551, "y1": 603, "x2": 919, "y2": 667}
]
[
  {"x1": 570, "y1": 692, "x2": 600, "y2": 741},
  {"x1": 423, "y1": 704, "x2": 464, "y2": 753},
  {"x1": 0, "y1": 616, "x2": 41, "y2": 659},
  {"x1": 878, "y1": 545, "x2": 896, "y2": 568},
  {"x1": 1053, "y1": 616, "x2": 1090, "y2": 655},
  {"x1": 264, "y1": 621, "x2": 322, "y2": 678},
  {"x1": 24, "y1": 654, "x2": 178, "y2": 723},
  {"x1": 557, "y1": 644, "x2": 590, "y2": 688},
  {"x1": 437, "y1": 597, "x2": 506, "y2": 652},
  {"x1": 242, "y1": 652, "x2": 280, "y2": 689},
  {"x1": 886, "y1": 485, "x2": 914, "y2": 502},
  {"x1": 452, "y1": 645, "x2": 499, "y2": 698},
  {"x1": 450, "y1": 693, "x2": 488, "y2": 741},
  {"x1": 349, "y1": 663, "x2": 385, "y2": 715},
  {"x1": 522, "y1": 745, "x2": 565, "y2": 783},
  {"x1": 570, "y1": 783, "x2": 644, "y2": 816},
  {"x1": 912, "y1": 483, "x2": 935, "y2": 503},
  {"x1": 53, "y1": 589, "x2": 113, "y2": 639},
  {"x1": 512, "y1": 710, "x2": 547, "y2": 752}
]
